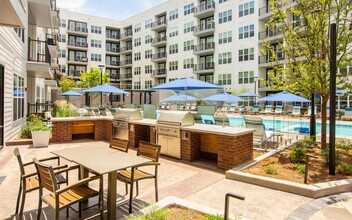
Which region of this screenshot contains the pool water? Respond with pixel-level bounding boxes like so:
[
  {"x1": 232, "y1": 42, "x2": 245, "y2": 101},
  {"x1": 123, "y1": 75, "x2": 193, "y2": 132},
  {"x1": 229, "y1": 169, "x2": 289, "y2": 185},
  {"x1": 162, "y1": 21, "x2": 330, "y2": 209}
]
[{"x1": 228, "y1": 116, "x2": 352, "y2": 137}]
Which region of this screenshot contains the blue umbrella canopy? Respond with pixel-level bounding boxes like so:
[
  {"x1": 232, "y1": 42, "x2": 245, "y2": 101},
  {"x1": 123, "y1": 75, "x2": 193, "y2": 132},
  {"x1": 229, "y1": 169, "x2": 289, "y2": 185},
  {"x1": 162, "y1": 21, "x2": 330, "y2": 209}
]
[
  {"x1": 162, "y1": 94, "x2": 199, "y2": 102},
  {"x1": 152, "y1": 77, "x2": 221, "y2": 90},
  {"x1": 84, "y1": 84, "x2": 128, "y2": 94},
  {"x1": 60, "y1": 90, "x2": 83, "y2": 96},
  {"x1": 238, "y1": 92, "x2": 260, "y2": 97},
  {"x1": 204, "y1": 92, "x2": 246, "y2": 102},
  {"x1": 257, "y1": 91, "x2": 310, "y2": 102}
]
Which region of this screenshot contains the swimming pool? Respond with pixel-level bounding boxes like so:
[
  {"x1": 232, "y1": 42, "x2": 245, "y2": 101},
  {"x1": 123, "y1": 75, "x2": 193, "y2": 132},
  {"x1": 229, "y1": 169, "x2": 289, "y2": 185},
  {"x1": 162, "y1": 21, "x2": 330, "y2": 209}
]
[{"x1": 228, "y1": 116, "x2": 352, "y2": 137}]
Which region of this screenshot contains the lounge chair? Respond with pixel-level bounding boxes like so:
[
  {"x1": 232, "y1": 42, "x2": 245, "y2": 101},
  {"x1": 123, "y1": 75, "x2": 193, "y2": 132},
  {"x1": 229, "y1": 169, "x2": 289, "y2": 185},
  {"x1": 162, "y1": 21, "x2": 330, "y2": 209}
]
[
  {"x1": 229, "y1": 104, "x2": 237, "y2": 112},
  {"x1": 274, "y1": 105, "x2": 283, "y2": 114},
  {"x1": 201, "y1": 114, "x2": 215, "y2": 125},
  {"x1": 292, "y1": 106, "x2": 301, "y2": 116},
  {"x1": 160, "y1": 103, "x2": 166, "y2": 110},
  {"x1": 165, "y1": 103, "x2": 170, "y2": 110},
  {"x1": 246, "y1": 106, "x2": 253, "y2": 112},
  {"x1": 264, "y1": 105, "x2": 273, "y2": 114},
  {"x1": 239, "y1": 106, "x2": 246, "y2": 114},
  {"x1": 191, "y1": 103, "x2": 197, "y2": 111},
  {"x1": 251, "y1": 105, "x2": 260, "y2": 114},
  {"x1": 243, "y1": 116, "x2": 274, "y2": 150},
  {"x1": 186, "y1": 103, "x2": 191, "y2": 110},
  {"x1": 307, "y1": 106, "x2": 317, "y2": 116},
  {"x1": 214, "y1": 116, "x2": 230, "y2": 126}
]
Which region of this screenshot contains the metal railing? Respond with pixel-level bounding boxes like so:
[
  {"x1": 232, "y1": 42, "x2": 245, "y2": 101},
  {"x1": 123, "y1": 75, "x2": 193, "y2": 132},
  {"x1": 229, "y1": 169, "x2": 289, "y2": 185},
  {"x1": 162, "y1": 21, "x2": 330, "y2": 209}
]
[
  {"x1": 121, "y1": 31, "x2": 133, "y2": 39},
  {"x1": 121, "y1": 84, "x2": 132, "y2": 90},
  {"x1": 193, "y1": 1, "x2": 215, "y2": 14},
  {"x1": 152, "y1": 52, "x2": 167, "y2": 60},
  {"x1": 193, "y1": 42, "x2": 215, "y2": 52},
  {"x1": 106, "y1": 33, "x2": 120, "y2": 40},
  {"x1": 224, "y1": 193, "x2": 245, "y2": 220},
  {"x1": 67, "y1": 56, "x2": 88, "y2": 62},
  {"x1": 106, "y1": 47, "x2": 120, "y2": 53},
  {"x1": 120, "y1": 73, "x2": 132, "y2": 79},
  {"x1": 258, "y1": 52, "x2": 285, "y2": 64},
  {"x1": 68, "y1": 26, "x2": 88, "y2": 33},
  {"x1": 193, "y1": 22, "x2": 215, "y2": 33},
  {"x1": 259, "y1": 0, "x2": 296, "y2": 16},
  {"x1": 193, "y1": 62, "x2": 215, "y2": 71},
  {"x1": 152, "y1": 69, "x2": 167, "y2": 76},
  {"x1": 120, "y1": 45, "x2": 133, "y2": 52},
  {"x1": 258, "y1": 27, "x2": 282, "y2": 40},
  {"x1": 68, "y1": 41, "x2": 88, "y2": 48},
  {"x1": 28, "y1": 38, "x2": 51, "y2": 64},
  {"x1": 27, "y1": 102, "x2": 57, "y2": 117},
  {"x1": 152, "y1": 36, "x2": 167, "y2": 45},
  {"x1": 120, "y1": 59, "x2": 133, "y2": 66},
  {"x1": 151, "y1": 19, "x2": 167, "y2": 28},
  {"x1": 106, "y1": 61, "x2": 119, "y2": 66},
  {"x1": 46, "y1": 33, "x2": 59, "y2": 45}
]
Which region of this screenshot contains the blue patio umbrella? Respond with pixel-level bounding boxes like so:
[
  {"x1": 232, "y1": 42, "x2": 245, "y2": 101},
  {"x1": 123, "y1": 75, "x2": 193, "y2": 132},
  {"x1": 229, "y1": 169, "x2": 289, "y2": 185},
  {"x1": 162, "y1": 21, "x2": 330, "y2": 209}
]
[
  {"x1": 60, "y1": 90, "x2": 83, "y2": 96},
  {"x1": 162, "y1": 93, "x2": 198, "y2": 102},
  {"x1": 84, "y1": 84, "x2": 128, "y2": 106}
]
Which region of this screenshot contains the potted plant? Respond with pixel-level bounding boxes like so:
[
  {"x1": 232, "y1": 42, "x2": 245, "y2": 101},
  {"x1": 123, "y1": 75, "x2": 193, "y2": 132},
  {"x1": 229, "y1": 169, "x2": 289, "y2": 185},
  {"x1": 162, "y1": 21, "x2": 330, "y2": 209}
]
[{"x1": 21, "y1": 115, "x2": 52, "y2": 147}]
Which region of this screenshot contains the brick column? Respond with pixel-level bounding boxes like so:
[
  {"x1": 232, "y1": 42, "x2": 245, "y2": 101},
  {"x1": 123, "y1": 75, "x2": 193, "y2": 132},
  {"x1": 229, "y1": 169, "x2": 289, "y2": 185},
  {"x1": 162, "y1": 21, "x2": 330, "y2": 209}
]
[
  {"x1": 181, "y1": 131, "x2": 201, "y2": 161},
  {"x1": 150, "y1": 126, "x2": 156, "y2": 144},
  {"x1": 95, "y1": 120, "x2": 113, "y2": 141},
  {"x1": 51, "y1": 121, "x2": 72, "y2": 143}
]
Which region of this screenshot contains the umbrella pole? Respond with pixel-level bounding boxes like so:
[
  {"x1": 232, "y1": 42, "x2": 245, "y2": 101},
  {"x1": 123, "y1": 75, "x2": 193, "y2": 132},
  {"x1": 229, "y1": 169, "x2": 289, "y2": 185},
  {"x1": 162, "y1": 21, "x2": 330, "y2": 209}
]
[{"x1": 223, "y1": 104, "x2": 225, "y2": 127}]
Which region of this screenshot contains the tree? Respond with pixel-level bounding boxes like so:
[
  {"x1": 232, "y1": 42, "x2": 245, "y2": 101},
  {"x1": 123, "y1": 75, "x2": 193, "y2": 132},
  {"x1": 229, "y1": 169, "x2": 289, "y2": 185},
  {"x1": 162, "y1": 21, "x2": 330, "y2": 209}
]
[
  {"x1": 59, "y1": 78, "x2": 76, "y2": 93},
  {"x1": 77, "y1": 67, "x2": 109, "y2": 88},
  {"x1": 262, "y1": 0, "x2": 352, "y2": 150}
]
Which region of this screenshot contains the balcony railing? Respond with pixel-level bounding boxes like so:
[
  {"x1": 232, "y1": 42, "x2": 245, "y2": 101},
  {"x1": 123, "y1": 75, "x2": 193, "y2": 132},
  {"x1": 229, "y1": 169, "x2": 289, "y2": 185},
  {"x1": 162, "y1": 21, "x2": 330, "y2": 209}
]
[
  {"x1": 69, "y1": 70, "x2": 83, "y2": 77},
  {"x1": 259, "y1": 0, "x2": 296, "y2": 16},
  {"x1": 193, "y1": 62, "x2": 215, "y2": 71},
  {"x1": 28, "y1": 38, "x2": 51, "y2": 64},
  {"x1": 68, "y1": 26, "x2": 88, "y2": 33},
  {"x1": 151, "y1": 19, "x2": 167, "y2": 30},
  {"x1": 193, "y1": 22, "x2": 215, "y2": 33},
  {"x1": 152, "y1": 52, "x2": 167, "y2": 60},
  {"x1": 46, "y1": 33, "x2": 59, "y2": 45},
  {"x1": 68, "y1": 41, "x2": 88, "y2": 48},
  {"x1": 120, "y1": 59, "x2": 133, "y2": 66},
  {"x1": 106, "y1": 33, "x2": 120, "y2": 40},
  {"x1": 50, "y1": 0, "x2": 57, "y2": 11},
  {"x1": 258, "y1": 27, "x2": 282, "y2": 40},
  {"x1": 67, "y1": 56, "x2": 88, "y2": 63},
  {"x1": 120, "y1": 45, "x2": 133, "y2": 53},
  {"x1": 120, "y1": 73, "x2": 132, "y2": 80},
  {"x1": 152, "y1": 36, "x2": 167, "y2": 45},
  {"x1": 152, "y1": 69, "x2": 167, "y2": 77},
  {"x1": 193, "y1": 42, "x2": 215, "y2": 52},
  {"x1": 121, "y1": 84, "x2": 132, "y2": 90},
  {"x1": 106, "y1": 61, "x2": 120, "y2": 66},
  {"x1": 106, "y1": 47, "x2": 120, "y2": 53},
  {"x1": 258, "y1": 52, "x2": 285, "y2": 64},
  {"x1": 193, "y1": 1, "x2": 215, "y2": 14},
  {"x1": 121, "y1": 31, "x2": 133, "y2": 39}
]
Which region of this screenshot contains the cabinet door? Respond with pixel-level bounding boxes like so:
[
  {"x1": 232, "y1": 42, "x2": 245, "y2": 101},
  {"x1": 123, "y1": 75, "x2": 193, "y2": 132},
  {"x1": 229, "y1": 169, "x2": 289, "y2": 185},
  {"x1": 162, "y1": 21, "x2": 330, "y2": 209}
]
[
  {"x1": 167, "y1": 138, "x2": 181, "y2": 159},
  {"x1": 157, "y1": 135, "x2": 168, "y2": 155}
]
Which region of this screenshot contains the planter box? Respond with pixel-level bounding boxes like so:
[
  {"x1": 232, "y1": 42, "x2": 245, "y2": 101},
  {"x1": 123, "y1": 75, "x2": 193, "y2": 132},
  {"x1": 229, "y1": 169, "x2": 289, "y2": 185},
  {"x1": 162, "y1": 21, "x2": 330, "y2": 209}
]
[{"x1": 31, "y1": 130, "x2": 51, "y2": 147}]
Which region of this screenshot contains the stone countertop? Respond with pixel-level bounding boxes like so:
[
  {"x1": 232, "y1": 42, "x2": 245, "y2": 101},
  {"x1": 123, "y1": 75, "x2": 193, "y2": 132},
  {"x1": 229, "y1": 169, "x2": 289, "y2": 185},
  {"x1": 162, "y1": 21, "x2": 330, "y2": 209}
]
[
  {"x1": 51, "y1": 116, "x2": 113, "y2": 122},
  {"x1": 129, "y1": 119, "x2": 157, "y2": 126},
  {"x1": 181, "y1": 124, "x2": 254, "y2": 137}
]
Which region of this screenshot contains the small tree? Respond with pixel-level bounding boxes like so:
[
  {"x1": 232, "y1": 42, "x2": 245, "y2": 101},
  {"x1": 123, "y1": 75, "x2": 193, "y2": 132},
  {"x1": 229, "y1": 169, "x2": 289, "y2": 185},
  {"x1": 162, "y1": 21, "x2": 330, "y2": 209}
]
[
  {"x1": 77, "y1": 67, "x2": 109, "y2": 88},
  {"x1": 59, "y1": 78, "x2": 76, "y2": 93},
  {"x1": 262, "y1": 0, "x2": 352, "y2": 150}
]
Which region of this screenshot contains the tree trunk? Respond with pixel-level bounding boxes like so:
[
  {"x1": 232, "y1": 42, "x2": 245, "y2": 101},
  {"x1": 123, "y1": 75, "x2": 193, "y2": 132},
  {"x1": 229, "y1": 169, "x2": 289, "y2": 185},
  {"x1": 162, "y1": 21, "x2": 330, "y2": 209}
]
[{"x1": 321, "y1": 97, "x2": 329, "y2": 150}]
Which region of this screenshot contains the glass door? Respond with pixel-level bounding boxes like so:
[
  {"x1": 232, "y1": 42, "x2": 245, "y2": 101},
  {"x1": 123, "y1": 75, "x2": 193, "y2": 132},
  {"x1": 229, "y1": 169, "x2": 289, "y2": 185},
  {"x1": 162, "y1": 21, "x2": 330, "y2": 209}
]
[{"x1": 0, "y1": 65, "x2": 4, "y2": 149}]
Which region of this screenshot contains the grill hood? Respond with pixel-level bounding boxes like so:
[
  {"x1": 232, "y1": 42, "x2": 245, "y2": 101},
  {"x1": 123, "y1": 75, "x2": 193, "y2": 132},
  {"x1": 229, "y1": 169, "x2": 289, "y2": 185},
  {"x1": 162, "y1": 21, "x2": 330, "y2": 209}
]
[
  {"x1": 114, "y1": 108, "x2": 143, "y2": 120},
  {"x1": 157, "y1": 111, "x2": 194, "y2": 126}
]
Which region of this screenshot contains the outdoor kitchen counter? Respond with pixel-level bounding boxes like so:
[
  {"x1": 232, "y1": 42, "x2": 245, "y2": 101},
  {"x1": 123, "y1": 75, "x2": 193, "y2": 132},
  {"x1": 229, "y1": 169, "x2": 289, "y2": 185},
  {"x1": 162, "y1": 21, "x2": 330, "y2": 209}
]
[
  {"x1": 51, "y1": 116, "x2": 113, "y2": 122},
  {"x1": 180, "y1": 124, "x2": 254, "y2": 170},
  {"x1": 128, "y1": 118, "x2": 157, "y2": 126},
  {"x1": 128, "y1": 119, "x2": 157, "y2": 147}
]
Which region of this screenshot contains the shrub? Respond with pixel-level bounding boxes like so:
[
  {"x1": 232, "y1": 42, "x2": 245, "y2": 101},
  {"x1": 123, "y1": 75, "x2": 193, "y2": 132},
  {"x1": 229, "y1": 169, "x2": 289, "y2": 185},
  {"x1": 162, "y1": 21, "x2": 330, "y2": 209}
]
[
  {"x1": 19, "y1": 115, "x2": 50, "y2": 138},
  {"x1": 295, "y1": 163, "x2": 306, "y2": 175},
  {"x1": 290, "y1": 141, "x2": 308, "y2": 163},
  {"x1": 302, "y1": 136, "x2": 316, "y2": 147},
  {"x1": 321, "y1": 149, "x2": 342, "y2": 165},
  {"x1": 337, "y1": 163, "x2": 352, "y2": 175},
  {"x1": 204, "y1": 214, "x2": 224, "y2": 220},
  {"x1": 336, "y1": 138, "x2": 352, "y2": 155},
  {"x1": 126, "y1": 205, "x2": 168, "y2": 220},
  {"x1": 265, "y1": 166, "x2": 278, "y2": 175},
  {"x1": 56, "y1": 100, "x2": 79, "y2": 117}
]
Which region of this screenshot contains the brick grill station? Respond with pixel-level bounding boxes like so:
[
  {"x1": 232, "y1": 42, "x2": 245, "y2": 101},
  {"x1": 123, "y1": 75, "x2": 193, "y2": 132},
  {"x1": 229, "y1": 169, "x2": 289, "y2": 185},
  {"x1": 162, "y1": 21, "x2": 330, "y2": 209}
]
[{"x1": 129, "y1": 123, "x2": 156, "y2": 148}]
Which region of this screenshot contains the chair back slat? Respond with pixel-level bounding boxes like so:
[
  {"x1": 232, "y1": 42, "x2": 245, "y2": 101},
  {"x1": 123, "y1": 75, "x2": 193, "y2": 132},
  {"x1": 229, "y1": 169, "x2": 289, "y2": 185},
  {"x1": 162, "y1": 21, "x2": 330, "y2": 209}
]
[
  {"x1": 14, "y1": 148, "x2": 26, "y2": 176},
  {"x1": 137, "y1": 141, "x2": 161, "y2": 162},
  {"x1": 110, "y1": 138, "x2": 129, "y2": 152},
  {"x1": 33, "y1": 158, "x2": 57, "y2": 193}
]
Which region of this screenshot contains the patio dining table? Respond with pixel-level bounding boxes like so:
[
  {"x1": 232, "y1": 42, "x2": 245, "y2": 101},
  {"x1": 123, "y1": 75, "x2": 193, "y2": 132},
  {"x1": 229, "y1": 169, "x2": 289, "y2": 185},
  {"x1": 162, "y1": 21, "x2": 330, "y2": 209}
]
[{"x1": 51, "y1": 145, "x2": 151, "y2": 220}]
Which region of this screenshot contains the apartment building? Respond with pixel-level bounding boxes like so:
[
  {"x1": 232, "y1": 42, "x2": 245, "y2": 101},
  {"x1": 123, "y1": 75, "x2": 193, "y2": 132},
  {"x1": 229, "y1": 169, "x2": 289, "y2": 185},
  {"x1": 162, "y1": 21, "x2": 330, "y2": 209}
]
[
  {"x1": 0, "y1": 0, "x2": 60, "y2": 147},
  {"x1": 58, "y1": 0, "x2": 260, "y2": 105}
]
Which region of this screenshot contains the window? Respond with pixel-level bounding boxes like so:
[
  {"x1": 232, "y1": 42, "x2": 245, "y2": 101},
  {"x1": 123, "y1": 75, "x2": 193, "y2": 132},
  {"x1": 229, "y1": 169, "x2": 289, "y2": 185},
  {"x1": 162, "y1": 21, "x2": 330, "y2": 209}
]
[
  {"x1": 134, "y1": 52, "x2": 141, "y2": 61},
  {"x1": 219, "y1": 10, "x2": 232, "y2": 24},
  {"x1": 169, "y1": 9, "x2": 178, "y2": 20},
  {"x1": 68, "y1": 65, "x2": 86, "y2": 77},
  {"x1": 134, "y1": 67, "x2": 141, "y2": 75},
  {"x1": 183, "y1": 58, "x2": 194, "y2": 69},
  {"x1": 134, "y1": 23, "x2": 141, "y2": 32},
  {"x1": 239, "y1": 24, "x2": 255, "y2": 39},
  {"x1": 106, "y1": 29, "x2": 119, "y2": 39},
  {"x1": 59, "y1": 49, "x2": 66, "y2": 58},
  {"x1": 133, "y1": 81, "x2": 141, "y2": 90},
  {"x1": 219, "y1": 31, "x2": 232, "y2": 44},
  {"x1": 14, "y1": 28, "x2": 25, "y2": 43},
  {"x1": 169, "y1": 78, "x2": 178, "y2": 82},
  {"x1": 106, "y1": 55, "x2": 119, "y2": 66},
  {"x1": 91, "y1": 25, "x2": 102, "y2": 34},
  {"x1": 169, "y1": 27, "x2": 178, "y2": 37},
  {"x1": 106, "y1": 42, "x2": 119, "y2": 52},
  {"x1": 60, "y1": 34, "x2": 66, "y2": 43},
  {"x1": 91, "y1": 53, "x2": 102, "y2": 62},
  {"x1": 13, "y1": 75, "x2": 24, "y2": 121},
  {"x1": 169, "y1": 44, "x2": 178, "y2": 54},
  {"x1": 238, "y1": 71, "x2": 254, "y2": 84},
  {"x1": 145, "y1": 50, "x2": 152, "y2": 59},
  {"x1": 68, "y1": 50, "x2": 87, "y2": 62},
  {"x1": 239, "y1": 1, "x2": 255, "y2": 17},
  {"x1": 169, "y1": 61, "x2": 178, "y2": 71},
  {"x1": 239, "y1": 48, "x2": 255, "y2": 61},
  {"x1": 68, "y1": 20, "x2": 87, "y2": 32},
  {"x1": 218, "y1": 52, "x2": 232, "y2": 64},
  {"x1": 134, "y1": 38, "x2": 141, "y2": 47},
  {"x1": 91, "y1": 39, "x2": 102, "y2": 48},
  {"x1": 218, "y1": 74, "x2": 232, "y2": 85},
  {"x1": 59, "y1": 19, "x2": 66, "y2": 28},
  {"x1": 184, "y1": 21, "x2": 194, "y2": 33},
  {"x1": 184, "y1": 3, "x2": 194, "y2": 16},
  {"x1": 145, "y1": 35, "x2": 152, "y2": 44},
  {"x1": 145, "y1": 65, "x2": 152, "y2": 74},
  {"x1": 219, "y1": 0, "x2": 228, "y2": 3},
  {"x1": 145, "y1": 18, "x2": 153, "y2": 29},
  {"x1": 145, "y1": 80, "x2": 152, "y2": 89},
  {"x1": 59, "y1": 64, "x2": 66, "y2": 73},
  {"x1": 183, "y1": 40, "x2": 194, "y2": 51}
]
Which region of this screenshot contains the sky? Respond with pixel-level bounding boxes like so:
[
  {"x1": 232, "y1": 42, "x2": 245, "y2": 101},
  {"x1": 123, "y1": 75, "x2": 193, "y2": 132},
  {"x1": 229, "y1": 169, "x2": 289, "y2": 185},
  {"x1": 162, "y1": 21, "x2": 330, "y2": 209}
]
[{"x1": 57, "y1": 0, "x2": 168, "y2": 20}]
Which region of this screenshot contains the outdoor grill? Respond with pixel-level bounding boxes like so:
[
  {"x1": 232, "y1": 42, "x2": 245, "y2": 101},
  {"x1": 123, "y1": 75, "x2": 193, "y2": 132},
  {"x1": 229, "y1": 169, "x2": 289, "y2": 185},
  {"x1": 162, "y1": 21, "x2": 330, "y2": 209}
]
[
  {"x1": 113, "y1": 108, "x2": 143, "y2": 140},
  {"x1": 157, "y1": 111, "x2": 195, "y2": 159}
]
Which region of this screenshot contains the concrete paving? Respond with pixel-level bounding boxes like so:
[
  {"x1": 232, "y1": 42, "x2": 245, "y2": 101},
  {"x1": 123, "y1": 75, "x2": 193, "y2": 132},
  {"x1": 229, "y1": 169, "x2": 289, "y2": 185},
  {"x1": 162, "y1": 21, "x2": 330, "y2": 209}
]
[{"x1": 0, "y1": 140, "x2": 347, "y2": 219}]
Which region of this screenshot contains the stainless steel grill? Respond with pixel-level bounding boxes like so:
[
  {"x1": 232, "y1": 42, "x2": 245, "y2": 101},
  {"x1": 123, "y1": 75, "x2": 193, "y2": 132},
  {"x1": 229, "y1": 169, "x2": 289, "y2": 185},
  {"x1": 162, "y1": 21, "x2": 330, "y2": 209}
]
[
  {"x1": 157, "y1": 111, "x2": 194, "y2": 158},
  {"x1": 113, "y1": 109, "x2": 143, "y2": 140}
]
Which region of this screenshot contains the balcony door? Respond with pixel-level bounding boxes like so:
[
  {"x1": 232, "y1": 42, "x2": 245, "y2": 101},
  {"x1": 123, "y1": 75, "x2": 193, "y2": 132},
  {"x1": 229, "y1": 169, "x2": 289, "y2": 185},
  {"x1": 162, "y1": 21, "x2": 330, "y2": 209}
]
[{"x1": 0, "y1": 65, "x2": 4, "y2": 149}]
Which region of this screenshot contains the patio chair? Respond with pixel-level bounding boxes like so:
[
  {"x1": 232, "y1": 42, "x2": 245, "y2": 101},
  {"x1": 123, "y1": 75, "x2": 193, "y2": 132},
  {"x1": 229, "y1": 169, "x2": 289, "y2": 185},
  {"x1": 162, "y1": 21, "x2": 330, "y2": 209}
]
[
  {"x1": 191, "y1": 103, "x2": 197, "y2": 111},
  {"x1": 239, "y1": 106, "x2": 246, "y2": 114},
  {"x1": 243, "y1": 116, "x2": 273, "y2": 150},
  {"x1": 109, "y1": 137, "x2": 129, "y2": 153},
  {"x1": 165, "y1": 103, "x2": 170, "y2": 110},
  {"x1": 264, "y1": 105, "x2": 273, "y2": 114},
  {"x1": 251, "y1": 105, "x2": 260, "y2": 115},
  {"x1": 307, "y1": 106, "x2": 317, "y2": 116},
  {"x1": 214, "y1": 116, "x2": 230, "y2": 126},
  {"x1": 229, "y1": 104, "x2": 237, "y2": 112},
  {"x1": 14, "y1": 148, "x2": 68, "y2": 216},
  {"x1": 87, "y1": 108, "x2": 96, "y2": 116},
  {"x1": 201, "y1": 114, "x2": 215, "y2": 125},
  {"x1": 116, "y1": 141, "x2": 161, "y2": 213},
  {"x1": 101, "y1": 108, "x2": 112, "y2": 116},
  {"x1": 292, "y1": 106, "x2": 301, "y2": 116},
  {"x1": 274, "y1": 105, "x2": 283, "y2": 114},
  {"x1": 33, "y1": 158, "x2": 104, "y2": 220},
  {"x1": 186, "y1": 103, "x2": 191, "y2": 110},
  {"x1": 160, "y1": 103, "x2": 166, "y2": 110}
]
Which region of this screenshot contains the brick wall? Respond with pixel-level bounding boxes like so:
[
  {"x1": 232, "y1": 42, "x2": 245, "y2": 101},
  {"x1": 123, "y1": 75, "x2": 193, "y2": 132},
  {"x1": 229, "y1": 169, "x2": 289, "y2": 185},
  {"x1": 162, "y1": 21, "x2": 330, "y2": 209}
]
[
  {"x1": 181, "y1": 131, "x2": 201, "y2": 161},
  {"x1": 51, "y1": 121, "x2": 73, "y2": 143},
  {"x1": 129, "y1": 124, "x2": 152, "y2": 148},
  {"x1": 150, "y1": 126, "x2": 156, "y2": 144},
  {"x1": 94, "y1": 120, "x2": 113, "y2": 141}
]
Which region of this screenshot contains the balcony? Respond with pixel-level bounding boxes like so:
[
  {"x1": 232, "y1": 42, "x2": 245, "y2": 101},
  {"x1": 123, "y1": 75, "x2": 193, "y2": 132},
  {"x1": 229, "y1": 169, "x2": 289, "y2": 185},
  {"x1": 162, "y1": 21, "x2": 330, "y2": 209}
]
[
  {"x1": 259, "y1": 0, "x2": 297, "y2": 21},
  {"x1": 120, "y1": 59, "x2": 133, "y2": 67},
  {"x1": 67, "y1": 26, "x2": 88, "y2": 36},
  {"x1": 27, "y1": 38, "x2": 54, "y2": 80},
  {"x1": 68, "y1": 70, "x2": 83, "y2": 78},
  {"x1": 28, "y1": 0, "x2": 58, "y2": 28},
  {"x1": 193, "y1": 62, "x2": 214, "y2": 74},
  {"x1": 0, "y1": 0, "x2": 26, "y2": 28},
  {"x1": 120, "y1": 73, "x2": 132, "y2": 80},
  {"x1": 46, "y1": 33, "x2": 59, "y2": 58},
  {"x1": 120, "y1": 31, "x2": 133, "y2": 41},
  {"x1": 106, "y1": 33, "x2": 120, "y2": 42},
  {"x1": 105, "y1": 61, "x2": 120, "y2": 68},
  {"x1": 193, "y1": 1, "x2": 215, "y2": 19},
  {"x1": 121, "y1": 84, "x2": 132, "y2": 90},
  {"x1": 258, "y1": 27, "x2": 283, "y2": 43},
  {"x1": 120, "y1": 45, "x2": 132, "y2": 54},
  {"x1": 151, "y1": 69, "x2": 167, "y2": 78},
  {"x1": 67, "y1": 41, "x2": 88, "y2": 50},
  {"x1": 151, "y1": 36, "x2": 167, "y2": 47},
  {"x1": 106, "y1": 47, "x2": 120, "y2": 54},
  {"x1": 258, "y1": 52, "x2": 286, "y2": 67},
  {"x1": 193, "y1": 42, "x2": 215, "y2": 56},
  {"x1": 151, "y1": 52, "x2": 167, "y2": 62},
  {"x1": 193, "y1": 22, "x2": 215, "y2": 37},
  {"x1": 151, "y1": 19, "x2": 167, "y2": 32},
  {"x1": 67, "y1": 56, "x2": 88, "y2": 65}
]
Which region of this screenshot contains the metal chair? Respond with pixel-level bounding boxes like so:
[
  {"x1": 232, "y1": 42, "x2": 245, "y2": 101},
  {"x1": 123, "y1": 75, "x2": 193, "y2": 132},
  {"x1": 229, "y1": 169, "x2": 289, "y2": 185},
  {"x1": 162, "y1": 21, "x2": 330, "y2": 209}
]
[
  {"x1": 243, "y1": 116, "x2": 274, "y2": 150},
  {"x1": 14, "y1": 148, "x2": 68, "y2": 217},
  {"x1": 33, "y1": 159, "x2": 104, "y2": 220},
  {"x1": 116, "y1": 141, "x2": 161, "y2": 213}
]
